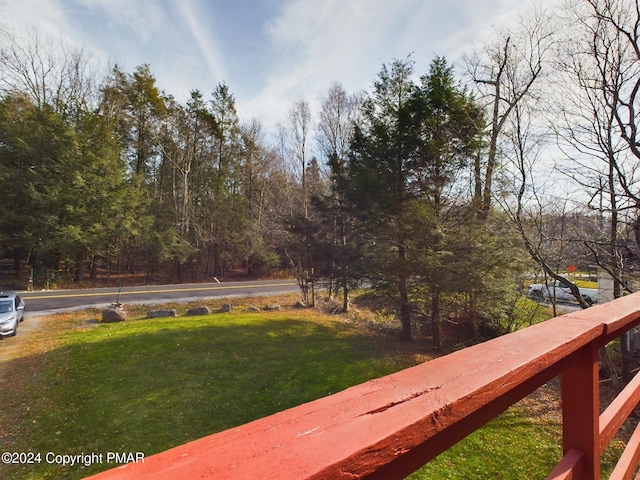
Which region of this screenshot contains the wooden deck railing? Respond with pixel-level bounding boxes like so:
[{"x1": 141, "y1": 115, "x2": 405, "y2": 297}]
[{"x1": 85, "y1": 293, "x2": 640, "y2": 480}]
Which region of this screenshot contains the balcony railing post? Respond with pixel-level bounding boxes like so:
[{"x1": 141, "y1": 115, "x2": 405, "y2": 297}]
[{"x1": 561, "y1": 343, "x2": 600, "y2": 480}]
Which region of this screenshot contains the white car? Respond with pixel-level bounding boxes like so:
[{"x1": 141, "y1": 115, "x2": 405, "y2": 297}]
[
  {"x1": 0, "y1": 292, "x2": 25, "y2": 337},
  {"x1": 527, "y1": 281, "x2": 598, "y2": 305}
]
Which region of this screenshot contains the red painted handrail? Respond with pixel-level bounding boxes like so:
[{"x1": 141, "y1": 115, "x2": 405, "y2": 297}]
[{"x1": 85, "y1": 293, "x2": 640, "y2": 480}]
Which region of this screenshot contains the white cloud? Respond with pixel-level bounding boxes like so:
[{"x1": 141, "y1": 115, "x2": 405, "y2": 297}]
[
  {"x1": 245, "y1": 0, "x2": 417, "y2": 129},
  {"x1": 238, "y1": 0, "x2": 565, "y2": 133},
  {"x1": 0, "y1": 0, "x2": 566, "y2": 136},
  {"x1": 265, "y1": 0, "x2": 410, "y2": 80},
  {"x1": 0, "y1": 0, "x2": 73, "y2": 40},
  {"x1": 243, "y1": 0, "x2": 484, "y2": 130},
  {"x1": 73, "y1": 0, "x2": 168, "y2": 42},
  {"x1": 171, "y1": 0, "x2": 227, "y2": 86}
]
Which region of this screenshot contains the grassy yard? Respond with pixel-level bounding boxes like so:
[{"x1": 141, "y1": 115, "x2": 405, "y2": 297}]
[{"x1": 0, "y1": 297, "x2": 623, "y2": 479}]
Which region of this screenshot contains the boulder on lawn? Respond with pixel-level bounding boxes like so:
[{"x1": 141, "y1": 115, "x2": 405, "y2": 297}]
[
  {"x1": 294, "y1": 301, "x2": 307, "y2": 309},
  {"x1": 264, "y1": 304, "x2": 280, "y2": 311},
  {"x1": 245, "y1": 305, "x2": 261, "y2": 312},
  {"x1": 187, "y1": 306, "x2": 211, "y2": 316},
  {"x1": 221, "y1": 303, "x2": 233, "y2": 313},
  {"x1": 147, "y1": 309, "x2": 177, "y2": 318},
  {"x1": 102, "y1": 304, "x2": 127, "y2": 323}
]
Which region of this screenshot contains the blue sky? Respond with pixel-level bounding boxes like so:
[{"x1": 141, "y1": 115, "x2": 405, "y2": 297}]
[{"x1": 0, "y1": 0, "x2": 560, "y2": 133}]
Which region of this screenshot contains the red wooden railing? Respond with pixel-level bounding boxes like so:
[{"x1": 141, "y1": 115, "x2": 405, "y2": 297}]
[{"x1": 86, "y1": 293, "x2": 640, "y2": 480}]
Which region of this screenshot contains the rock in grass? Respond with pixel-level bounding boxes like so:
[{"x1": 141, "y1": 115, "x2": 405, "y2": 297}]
[
  {"x1": 147, "y1": 309, "x2": 177, "y2": 318},
  {"x1": 187, "y1": 306, "x2": 211, "y2": 316},
  {"x1": 245, "y1": 305, "x2": 261, "y2": 312},
  {"x1": 221, "y1": 303, "x2": 233, "y2": 313},
  {"x1": 264, "y1": 304, "x2": 280, "y2": 311},
  {"x1": 102, "y1": 304, "x2": 127, "y2": 323}
]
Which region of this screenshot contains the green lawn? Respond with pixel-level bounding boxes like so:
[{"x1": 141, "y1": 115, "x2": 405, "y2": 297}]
[
  {"x1": 0, "y1": 304, "x2": 621, "y2": 479},
  {"x1": 408, "y1": 408, "x2": 561, "y2": 479},
  {"x1": 1, "y1": 309, "x2": 423, "y2": 479}
]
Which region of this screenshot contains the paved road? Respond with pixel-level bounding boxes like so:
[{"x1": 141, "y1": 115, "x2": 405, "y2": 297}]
[
  {"x1": 529, "y1": 297, "x2": 584, "y2": 314},
  {"x1": 20, "y1": 279, "x2": 300, "y2": 313}
]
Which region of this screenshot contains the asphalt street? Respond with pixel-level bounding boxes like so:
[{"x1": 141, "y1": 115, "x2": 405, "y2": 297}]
[{"x1": 19, "y1": 279, "x2": 300, "y2": 313}]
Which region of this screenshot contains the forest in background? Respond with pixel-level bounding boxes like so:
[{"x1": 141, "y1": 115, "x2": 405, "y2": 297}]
[{"x1": 3, "y1": 0, "x2": 640, "y2": 347}]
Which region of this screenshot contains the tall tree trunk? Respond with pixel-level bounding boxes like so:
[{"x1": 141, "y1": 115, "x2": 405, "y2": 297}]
[
  {"x1": 75, "y1": 251, "x2": 84, "y2": 285},
  {"x1": 12, "y1": 252, "x2": 23, "y2": 285},
  {"x1": 398, "y1": 244, "x2": 411, "y2": 341},
  {"x1": 480, "y1": 102, "x2": 501, "y2": 218},
  {"x1": 176, "y1": 260, "x2": 183, "y2": 283},
  {"x1": 90, "y1": 255, "x2": 98, "y2": 280},
  {"x1": 432, "y1": 288, "x2": 442, "y2": 351},
  {"x1": 342, "y1": 280, "x2": 349, "y2": 313},
  {"x1": 310, "y1": 274, "x2": 315, "y2": 308},
  {"x1": 473, "y1": 152, "x2": 483, "y2": 211}
]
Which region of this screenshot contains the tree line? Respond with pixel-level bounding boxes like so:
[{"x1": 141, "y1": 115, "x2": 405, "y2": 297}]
[{"x1": 3, "y1": 0, "x2": 640, "y2": 349}]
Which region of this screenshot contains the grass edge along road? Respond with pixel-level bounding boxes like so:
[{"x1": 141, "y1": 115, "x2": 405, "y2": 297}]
[{"x1": 0, "y1": 297, "x2": 624, "y2": 479}]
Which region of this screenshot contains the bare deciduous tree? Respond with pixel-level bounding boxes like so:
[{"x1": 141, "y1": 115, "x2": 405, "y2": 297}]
[
  {"x1": 0, "y1": 28, "x2": 98, "y2": 118},
  {"x1": 554, "y1": 0, "x2": 640, "y2": 384},
  {"x1": 553, "y1": 0, "x2": 636, "y2": 302},
  {"x1": 316, "y1": 82, "x2": 361, "y2": 310},
  {"x1": 289, "y1": 98, "x2": 312, "y2": 217},
  {"x1": 465, "y1": 7, "x2": 555, "y2": 218},
  {"x1": 283, "y1": 99, "x2": 316, "y2": 306}
]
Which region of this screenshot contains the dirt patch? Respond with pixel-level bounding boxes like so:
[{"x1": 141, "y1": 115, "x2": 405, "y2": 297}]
[
  {"x1": 516, "y1": 379, "x2": 562, "y2": 426},
  {"x1": 0, "y1": 314, "x2": 44, "y2": 387}
]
